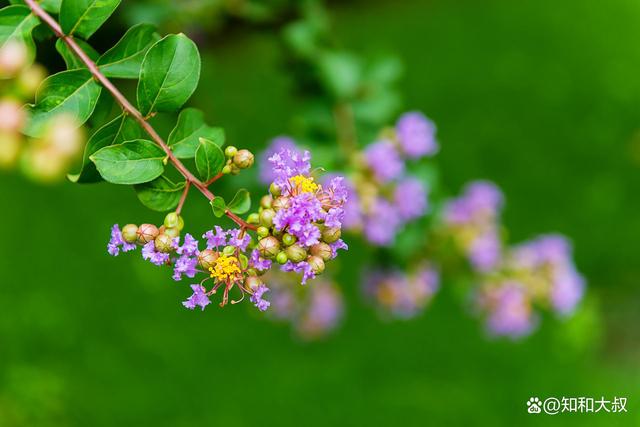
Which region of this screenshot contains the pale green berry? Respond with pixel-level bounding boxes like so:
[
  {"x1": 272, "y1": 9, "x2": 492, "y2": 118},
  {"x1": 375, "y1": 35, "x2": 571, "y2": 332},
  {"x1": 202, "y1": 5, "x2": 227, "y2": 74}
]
[
  {"x1": 223, "y1": 245, "x2": 236, "y2": 256},
  {"x1": 307, "y1": 255, "x2": 325, "y2": 274},
  {"x1": 257, "y1": 226, "x2": 270, "y2": 238},
  {"x1": 121, "y1": 224, "x2": 138, "y2": 243},
  {"x1": 155, "y1": 234, "x2": 175, "y2": 253},
  {"x1": 282, "y1": 233, "x2": 296, "y2": 246},
  {"x1": 310, "y1": 242, "x2": 332, "y2": 260},
  {"x1": 276, "y1": 251, "x2": 288, "y2": 265},
  {"x1": 285, "y1": 244, "x2": 307, "y2": 263},
  {"x1": 224, "y1": 146, "x2": 238, "y2": 158}
]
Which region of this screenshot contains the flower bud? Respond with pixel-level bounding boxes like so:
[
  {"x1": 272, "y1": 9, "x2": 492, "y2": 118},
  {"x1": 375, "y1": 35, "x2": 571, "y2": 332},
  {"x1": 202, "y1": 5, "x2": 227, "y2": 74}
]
[
  {"x1": 177, "y1": 216, "x2": 185, "y2": 231},
  {"x1": 121, "y1": 224, "x2": 139, "y2": 243},
  {"x1": 229, "y1": 164, "x2": 240, "y2": 175},
  {"x1": 222, "y1": 165, "x2": 232, "y2": 174},
  {"x1": 44, "y1": 115, "x2": 83, "y2": 158},
  {"x1": 260, "y1": 195, "x2": 273, "y2": 209},
  {"x1": 307, "y1": 255, "x2": 325, "y2": 274},
  {"x1": 137, "y1": 223, "x2": 159, "y2": 244},
  {"x1": 259, "y1": 208, "x2": 275, "y2": 227},
  {"x1": 163, "y1": 227, "x2": 180, "y2": 238},
  {"x1": 0, "y1": 132, "x2": 21, "y2": 168},
  {"x1": 233, "y1": 149, "x2": 254, "y2": 169},
  {"x1": 257, "y1": 236, "x2": 280, "y2": 259},
  {"x1": 321, "y1": 226, "x2": 341, "y2": 243},
  {"x1": 198, "y1": 249, "x2": 219, "y2": 270},
  {"x1": 20, "y1": 145, "x2": 67, "y2": 182},
  {"x1": 223, "y1": 245, "x2": 236, "y2": 256},
  {"x1": 17, "y1": 64, "x2": 46, "y2": 98},
  {"x1": 224, "y1": 145, "x2": 238, "y2": 158},
  {"x1": 285, "y1": 244, "x2": 307, "y2": 263},
  {"x1": 272, "y1": 196, "x2": 290, "y2": 212},
  {"x1": 0, "y1": 40, "x2": 28, "y2": 78},
  {"x1": 155, "y1": 234, "x2": 175, "y2": 253},
  {"x1": 269, "y1": 183, "x2": 282, "y2": 197},
  {"x1": 0, "y1": 99, "x2": 26, "y2": 133},
  {"x1": 310, "y1": 242, "x2": 332, "y2": 261},
  {"x1": 282, "y1": 233, "x2": 296, "y2": 246},
  {"x1": 247, "y1": 212, "x2": 260, "y2": 224},
  {"x1": 257, "y1": 226, "x2": 270, "y2": 238},
  {"x1": 164, "y1": 212, "x2": 181, "y2": 229},
  {"x1": 244, "y1": 276, "x2": 263, "y2": 291},
  {"x1": 276, "y1": 251, "x2": 288, "y2": 265},
  {"x1": 246, "y1": 268, "x2": 259, "y2": 277}
]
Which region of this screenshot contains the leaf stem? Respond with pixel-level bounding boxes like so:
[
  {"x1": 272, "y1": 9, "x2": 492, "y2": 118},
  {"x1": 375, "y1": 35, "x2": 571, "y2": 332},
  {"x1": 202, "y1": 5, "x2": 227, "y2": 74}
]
[
  {"x1": 23, "y1": 0, "x2": 256, "y2": 230},
  {"x1": 176, "y1": 181, "x2": 190, "y2": 215},
  {"x1": 204, "y1": 172, "x2": 223, "y2": 187}
]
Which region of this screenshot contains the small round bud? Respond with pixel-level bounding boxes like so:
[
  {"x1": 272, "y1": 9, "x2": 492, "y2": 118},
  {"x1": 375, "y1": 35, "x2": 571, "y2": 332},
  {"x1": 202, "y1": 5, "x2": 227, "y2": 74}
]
[
  {"x1": 0, "y1": 99, "x2": 26, "y2": 133},
  {"x1": 244, "y1": 276, "x2": 263, "y2": 291},
  {"x1": 17, "y1": 64, "x2": 46, "y2": 98},
  {"x1": 121, "y1": 224, "x2": 139, "y2": 243},
  {"x1": 155, "y1": 234, "x2": 175, "y2": 253},
  {"x1": 257, "y1": 226, "x2": 270, "y2": 238},
  {"x1": 223, "y1": 245, "x2": 236, "y2": 256},
  {"x1": 285, "y1": 244, "x2": 307, "y2": 263},
  {"x1": 272, "y1": 196, "x2": 290, "y2": 212},
  {"x1": 276, "y1": 251, "x2": 288, "y2": 265},
  {"x1": 307, "y1": 256, "x2": 325, "y2": 274},
  {"x1": 282, "y1": 233, "x2": 296, "y2": 246},
  {"x1": 310, "y1": 242, "x2": 332, "y2": 261},
  {"x1": 232, "y1": 149, "x2": 254, "y2": 169},
  {"x1": 164, "y1": 212, "x2": 181, "y2": 229},
  {"x1": 259, "y1": 209, "x2": 275, "y2": 227},
  {"x1": 163, "y1": 227, "x2": 180, "y2": 238},
  {"x1": 321, "y1": 226, "x2": 341, "y2": 243},
  {"x1": 198, "y1": 249, "x2": 219, "y2": 270},
  {"x1": 260, "y1": 195, "x2": 273, "y2": 209},
  {"x1": 257, "y1": 236, "x2": 280, "y2": 259},
  {"x1": 137, "y1": 224, "x2": 159, "y2": 244},
  {"x1": 247, "y1": 212, "x2": 260, "y2": 224},
  {"x1": 0, "y1": 40, "x2": 28, "y2": 78},
  {"x1": 224, "y1": 146, "x2": 238, "y2": 158},
  {"x1": 222, "y1": 165, "x2": 232, "y2": 174},
  {"x1": 44, "y1": 115, "x2": 83, "y2": 157},
  {"x1": 0, "y1": 132, "x2": 21, "y2": 169},
  {"x1": 269, "y1": 183, "x2": 282, "y2": 197},
  {"x1": 176, "y1": 216, "x2": 185, "y2": 231}
]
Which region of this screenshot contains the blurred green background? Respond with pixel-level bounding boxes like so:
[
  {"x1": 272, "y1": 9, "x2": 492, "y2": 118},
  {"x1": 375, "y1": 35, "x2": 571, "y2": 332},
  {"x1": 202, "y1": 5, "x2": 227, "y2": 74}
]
[{"x1": 1, "y1": 0, "x2": 640, "y2": 425}]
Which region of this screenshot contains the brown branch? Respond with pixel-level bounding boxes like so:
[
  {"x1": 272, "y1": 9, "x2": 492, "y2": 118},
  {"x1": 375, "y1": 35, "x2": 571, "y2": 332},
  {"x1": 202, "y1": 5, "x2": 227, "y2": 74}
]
[
  {"x1": 204, "y1": 172, "x2": 223, "y2": 187},
  {"x1": 24, "y1": 0, "x2": 256, "y2": 230},
  {"x1": 175, "y1": 181, "x2": 190, "y2": 215}
]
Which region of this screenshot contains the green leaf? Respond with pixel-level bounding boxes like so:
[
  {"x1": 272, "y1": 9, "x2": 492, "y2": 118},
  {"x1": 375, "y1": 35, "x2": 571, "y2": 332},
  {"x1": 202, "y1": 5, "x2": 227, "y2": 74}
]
[
  {"x1": 0, "y1": 5, "x2": 40, "y2": 65},
  {"x1": 69, "y1": 114, "x2": 140, "y2": 183},
  {"x1": 317, "y1": 51, "x2": 362, "y2": 100},
  {"x1": 136, "y1": 33, "x2": 201, "y2": 116},
  {"x1": 168, "y1": 108, "x2": 224, "y2": 158},
  {"x1": 23, "y1": 69, "x2": 102, "y2": 137},
  {"x1": 60, "y1": 0, "x2": 121, "y2": 39},
  {"x1": 9, "y1": 0, "x2": 61, "y2": 14},
  {"x1": 211, "y1": 196, "x2": 226, "y2": 218},
  {"x1": 227, "y1": 189, "x2": 251, "y2": 215},
  {"x1": 89, "y1": 139, "x2": 165, "y2": 185},
  {"x1": 134, "y1": 175, "x2": 185, "y2": 212},
  {"x1": 55, "y1": 38, "x2": 99, "y2": 69},
  {"x1": 194, "y1": 137, "x2": 225, "y2": 182},
  {"x1": 97, "y1": 23, "x2": 160, "y2": 79}
]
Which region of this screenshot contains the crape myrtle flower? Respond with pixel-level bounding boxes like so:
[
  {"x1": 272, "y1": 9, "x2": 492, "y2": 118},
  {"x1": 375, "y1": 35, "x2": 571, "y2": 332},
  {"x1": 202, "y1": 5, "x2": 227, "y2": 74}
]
[
  {"x1": 396, "y1": 111, "x2": 438, "y2": 159},
  {"x1": 394, "y1": 177, "x2": 429, "y2": 221},
  {"x1": 250, "y1": 284, "x2": 271, "y2": 311},
  {"x1": 364, "y1": 264, "x2": 440, "y2": 319},
  {"x1": 107, "y1": 224, "x2": 136, "y2": 256},
  {"x1": 477, "y1": 282, "x2": 537, "y2": 339},
  {"x1": 183, "y1": 284, "x2": 211, "y2": 311},
  {"x1": 364, "y1": 140, "x2": 405, "y2": 183},
  {"x1": 259, "y1": 136, "x2": 299, "y2": 184}
]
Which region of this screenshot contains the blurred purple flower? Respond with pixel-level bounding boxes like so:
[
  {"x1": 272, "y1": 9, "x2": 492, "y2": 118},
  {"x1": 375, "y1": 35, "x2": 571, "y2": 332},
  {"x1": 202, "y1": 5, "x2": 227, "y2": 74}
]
[
  {"x1": 396, "y1": 111, "x2": 438, "y2": 158},
  {"x1": 364, "y1": 140, "x2": 404, "y2": 183}
]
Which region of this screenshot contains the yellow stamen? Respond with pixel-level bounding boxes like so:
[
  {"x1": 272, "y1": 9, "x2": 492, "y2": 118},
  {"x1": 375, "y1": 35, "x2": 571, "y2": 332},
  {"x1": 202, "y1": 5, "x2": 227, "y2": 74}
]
[
  {"x1": 208, "y1": 255, "x2": 241, "y2": 282},
  {"x1": 290, "y1": 174, "x2": 318, "y2": 193}
]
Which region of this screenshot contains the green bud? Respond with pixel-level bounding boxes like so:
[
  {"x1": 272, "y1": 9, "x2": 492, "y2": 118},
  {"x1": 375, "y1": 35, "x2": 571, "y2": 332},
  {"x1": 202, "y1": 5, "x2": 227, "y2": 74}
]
[
  {"x1": 230, "y1": 164, "x2": 241, "y2": 175},
  {"x1": 276, "y1": 251, "x2": 288, "y2": 265},
  {"x1": 272, "y1": 196, "x2": 290, "y2": 212},
  {"x1": 310, "y1": 242, "x2": 332, "y2": 261},
  {"x1": 285, "y1": 244, "x2": 307, "y2": 263},
  {"x1": 121, "y1": 224, "x2": 138, "y2": 243},
  {"x1": 321, "y1": 226, "x2": 341, "y2": 243},
  {"x1": 233, "y1": 149, "x2": 254, "y2": 169},
  {"x1": 224, "y1": 146, "x2": 238, "y2": 158},
  {"x1": 282, "y1": 233, "x2": 296, "y2": 246},
  {"x1": 257, "y1": 226, "x2": 270, "y2": 238},
  {"x1": 177, "y1": 216, "x2": 185, "y2": 231},
  {"x1": 163, "y1": 227, "x2": 180, "y2": 238},
  {"x1": 239, "y1": 253, "x2": 249, "y2": 269},
  {"x1": 307, "y1": 256, "x2": 325, "y2": 274},
  {"x1": 222, "y1": 165, "x2": 232, "y2": 174},
  {"x1": 164, "y1": 212, "x2": 181, "y2": 229},
  {"x1": 257, "y1": 236, "x2": 280, "y2": 259},
  {"x1": 155, "y1": 234, "x2": 175, "y2": 253},
  {"x1": 247, "y1": 213, "x2": 260, "y2": 224},
  {"x1": 269, "y1": 183, "x2": 282, "y2": 197},
  {"x1": 246, "y1": 268, "x2": 259, "y2": 277},
  {"x1": 136, "y1": 223, "x2": 159, "y2": 244},
  {"x1": 244, "y1": 276, "x2": 263, "y2": 291},
  {"x1": 198, "y1": 249, "x2": 219, "y2": 270},
  {"x1": 260, "y1": 195, "x2": 273, "y2": 209},
  {"x1": 259, "y1": 209, "x2": 276, "y2": 227},
  {"x1": 223, "y1": 245, "x2": 236, "y2": 256}
]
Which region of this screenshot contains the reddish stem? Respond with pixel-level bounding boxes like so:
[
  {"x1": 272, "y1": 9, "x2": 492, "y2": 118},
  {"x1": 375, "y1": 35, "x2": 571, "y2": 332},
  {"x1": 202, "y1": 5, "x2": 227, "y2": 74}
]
[
  {"x1": 175, "y1": 181, "x2": 190, "y2": 215},
  {"x1": 204, "y1": 172, "x2": 223, "y2": 187},
  {"x1": 23, "y1": 0, "x2": 256, "y2": 230}
]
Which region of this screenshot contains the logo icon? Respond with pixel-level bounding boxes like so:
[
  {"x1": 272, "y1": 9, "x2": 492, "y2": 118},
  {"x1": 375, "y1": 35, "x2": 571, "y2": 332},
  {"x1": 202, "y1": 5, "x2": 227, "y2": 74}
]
[{"x1": 527, "y1": 397, "x2": 542, "y2": 414}]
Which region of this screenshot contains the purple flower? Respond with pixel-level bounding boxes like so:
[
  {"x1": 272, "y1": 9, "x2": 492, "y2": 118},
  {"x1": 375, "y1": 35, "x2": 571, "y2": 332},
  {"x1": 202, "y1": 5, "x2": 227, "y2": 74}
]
[
  {"x1": 469, "y1": 229, "x2": 502, "y2": 273},
  {"x1": 329, "y1": 239, "x2": 348, "y2": 258},
  {"x1": 250, "y1": 249, "x2": 272, "y2": 272},
  {"x1": 268, "y1": 148, "x2": 312, "y2": 188},
  {"x1": 297, "y1": 283, "x2": 344, "y2": 339},
  {"x1": 394, "y1": 178, "x2": 428, "y2": 221},
  {"x1": 273, "y1": 193, "x2": 324, "y2": 247},
  {"x1": 364, "y1": 140, "x2": 404, "y2": 183},
  {"x1": 176, "y1": 233, "x2": 199, "y2": 256},
  {"x1": 444, "y1": 180, "x2": 503, "y2": 225},
  {"x1": 172, "y1": 255, "x2": 198, "y2": 281},
  {"x1": 484, "y1": 283, "x2": 536, "y2": 339},
  {"x1": 250, "y1": 284, "x2": 271, "y2": 311},
  {"x1": 203, "y1": 226, "x2": 227, "y2": 249},
  {"x1": 341, "y1": 179, "x2": 363, "y2": 230},
  {"x1": 259, "y1": 136, "x2": 300, "y2": 184},
  {"x1": 396, "y1": 111, "x2": 438, "y2": 158},
  {"x1": 551, "y1": 267, "x2": 585, "y2": 316},
  {"x1": 107, "y1": 224, "x2": 136, "y2": 256},
  {"x1": 141, "y1": 241, "x2": 170, "y2": 266},
  {"x1": 228, "y1": 229, "x2": 251, "y2": 251},
  {"x1": 363, "y1": 198, "x2": 401, "y2": 246},
  {"x1": 182, "y1": 284, "x2": 211, "y2": 311},
  {"x1": 282, "y1": 260, "x2": 316, "y2": 285}
]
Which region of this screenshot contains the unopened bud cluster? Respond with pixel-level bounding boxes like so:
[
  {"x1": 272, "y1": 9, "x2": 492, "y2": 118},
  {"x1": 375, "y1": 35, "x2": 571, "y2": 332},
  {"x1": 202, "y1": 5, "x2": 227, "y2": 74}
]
[{"x1": 221, "y1": 145, "x2": 254, "y2": 175}]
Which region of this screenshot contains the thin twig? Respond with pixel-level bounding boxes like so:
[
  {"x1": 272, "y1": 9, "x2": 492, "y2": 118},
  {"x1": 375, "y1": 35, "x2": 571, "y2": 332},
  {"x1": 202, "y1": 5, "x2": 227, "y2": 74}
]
[
  {"x1": 204, "y1": 172, "x2": 223, "y2": 187},
  {"x1": 23, "y1": 0, "x2": 256, "y2": 230},
  {"x1": 333, "y1": 102, "x2": 358, "y2": 159},
  {"x1": 175, "y1": 181, "x2": 190, "y2": 215}
]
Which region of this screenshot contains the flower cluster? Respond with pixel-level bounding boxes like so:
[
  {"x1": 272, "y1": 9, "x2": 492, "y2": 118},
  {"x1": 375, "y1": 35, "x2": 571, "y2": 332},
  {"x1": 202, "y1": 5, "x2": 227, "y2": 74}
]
[
  {"x1": 264, "y1": 270, "x2": 344, "y2": 340},
  {"x1": 250, "y1": 147, "x2": 349, "y2": 284},
  {"x1": 363, "y1": 264, "x2": 440, "y2": 319}
]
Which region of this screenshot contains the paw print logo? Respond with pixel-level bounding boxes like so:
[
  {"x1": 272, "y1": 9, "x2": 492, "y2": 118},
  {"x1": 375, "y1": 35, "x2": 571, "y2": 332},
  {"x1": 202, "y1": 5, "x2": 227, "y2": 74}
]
[{"x1": 527, "y1": 397, "x2": 542, "y2": 414}]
